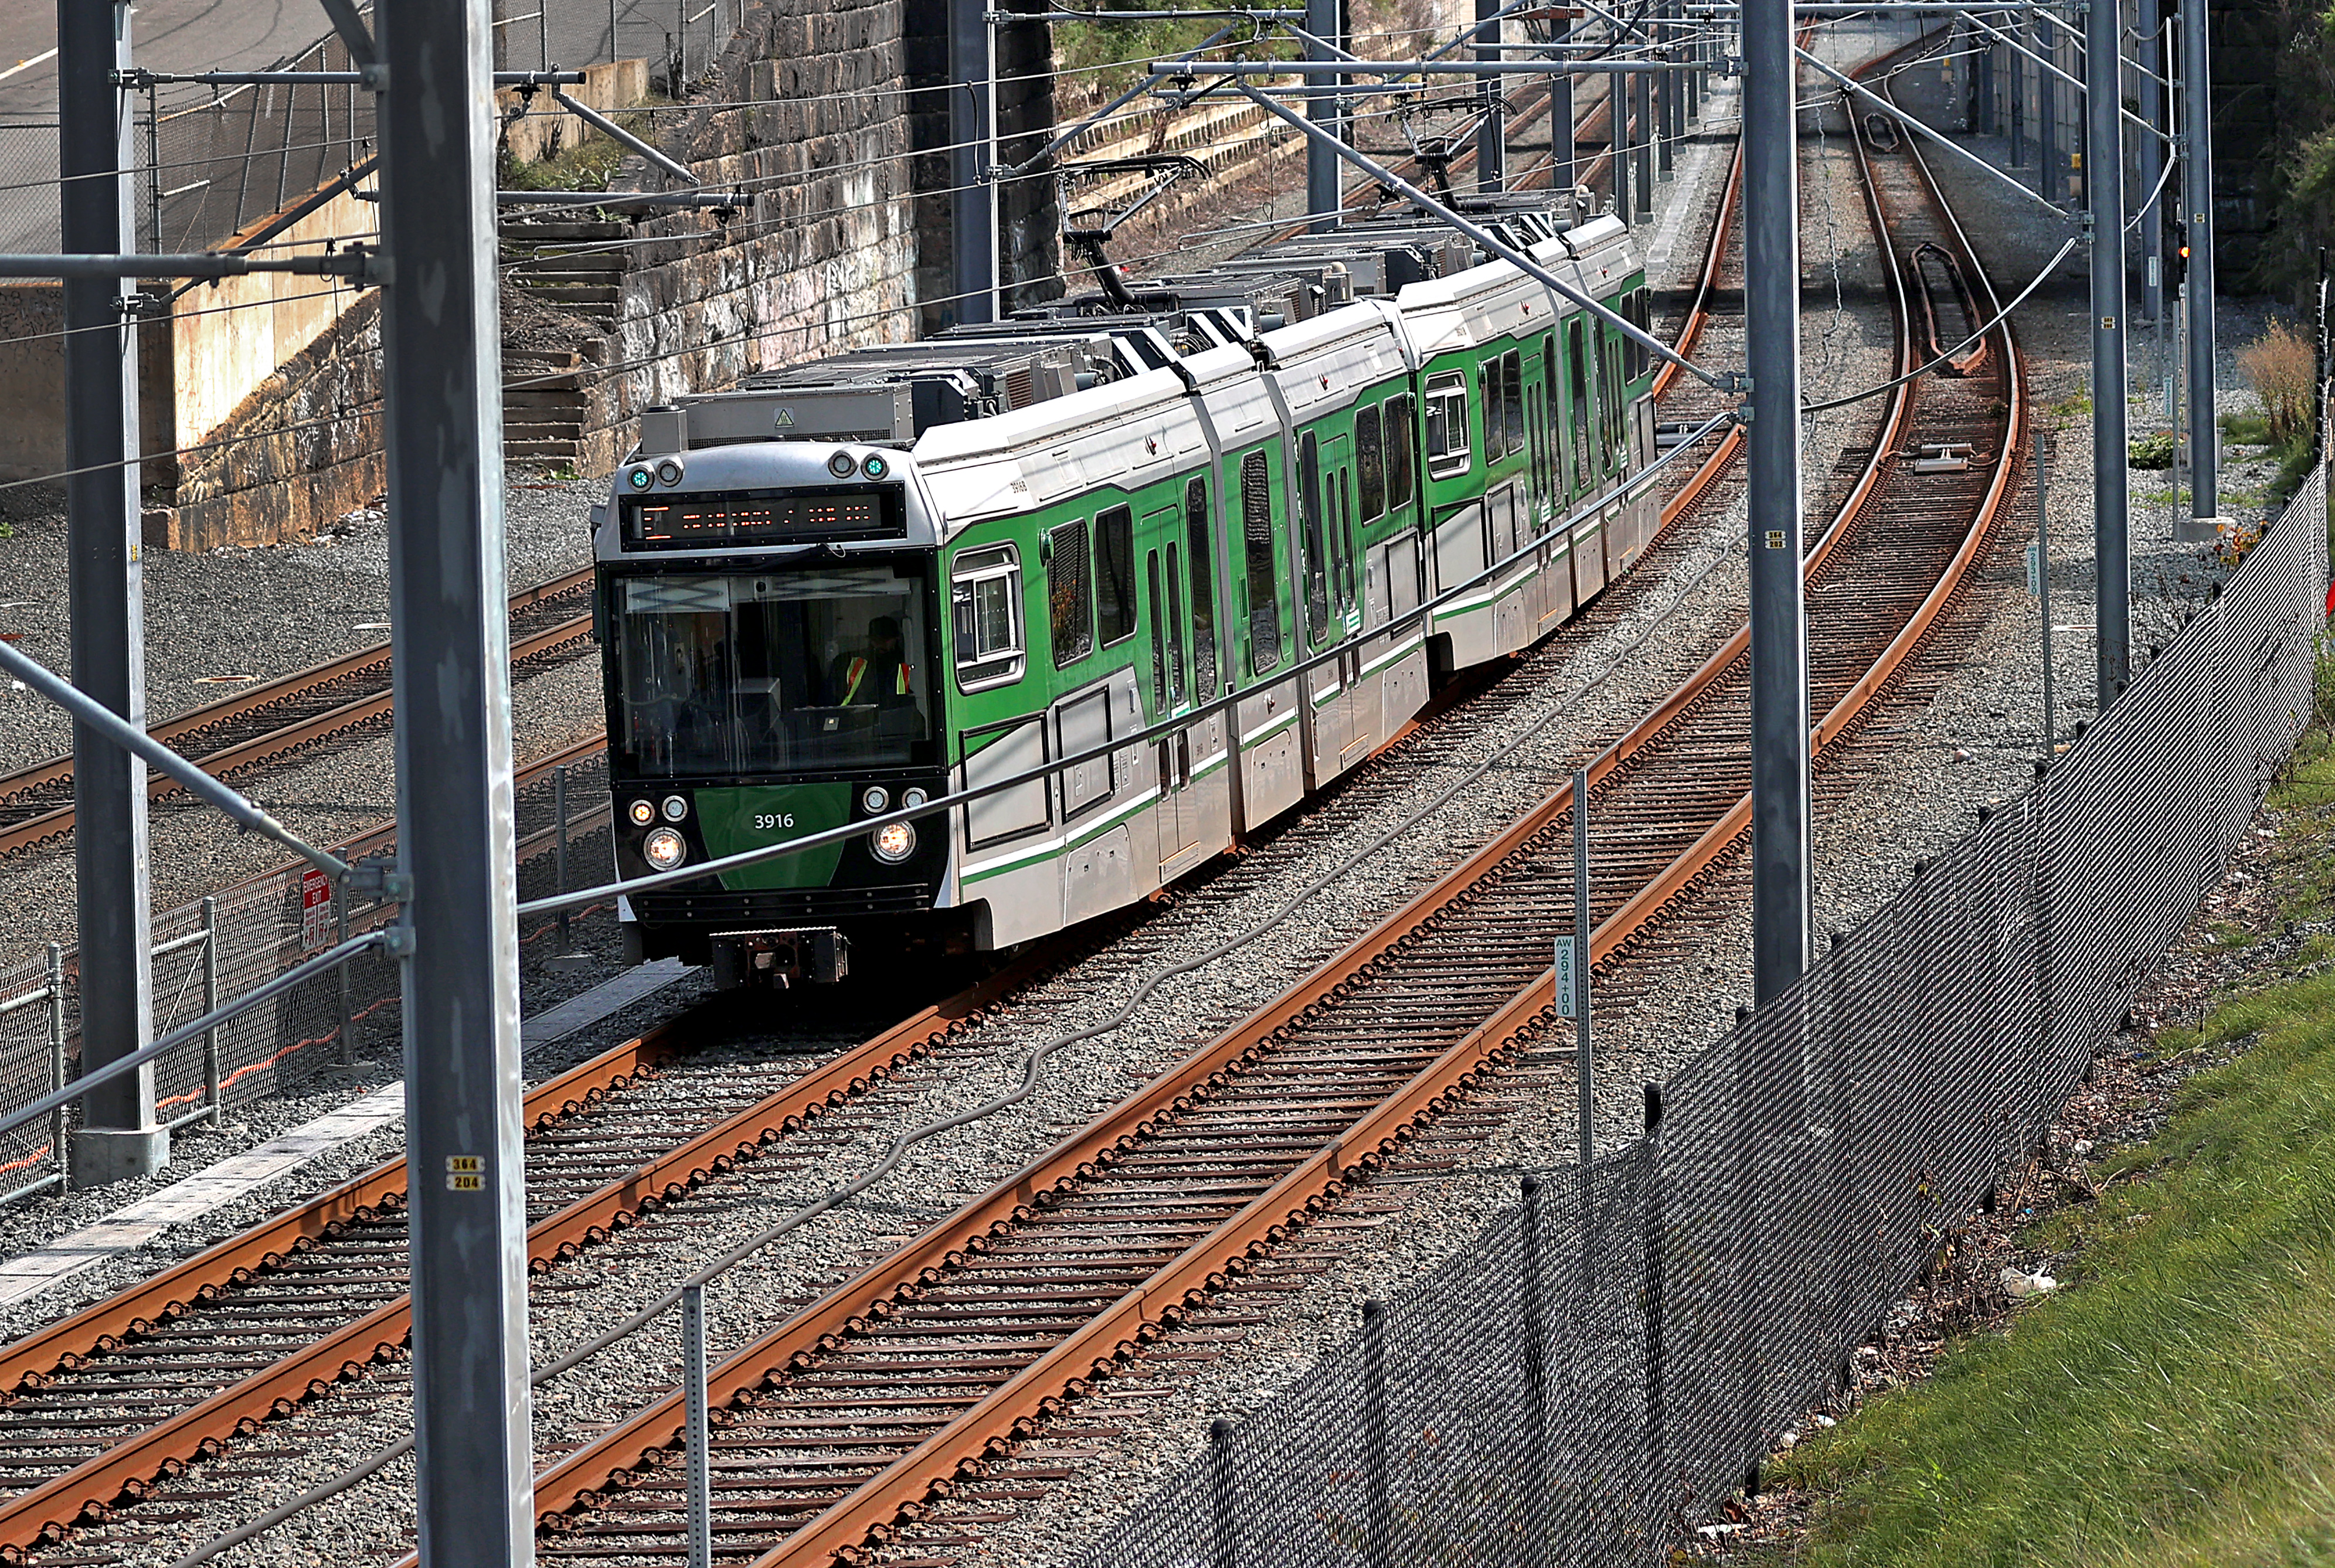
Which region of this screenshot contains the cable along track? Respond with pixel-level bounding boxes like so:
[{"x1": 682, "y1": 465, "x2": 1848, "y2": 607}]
[
  {"x1": 0, "y1": 567, "x2": 596, "y2": 860},
  {"x1": 512, "y1": 55, "x2": 2025, "y2": 1568}
]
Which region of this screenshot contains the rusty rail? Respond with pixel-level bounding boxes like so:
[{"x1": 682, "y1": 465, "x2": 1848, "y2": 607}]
[
  {"x1": 0, "y1": 566, "x2": 596, "y2": 859},
  {"x1": 0, "y1": 941, "x2": 1073, "y2": 1560}
]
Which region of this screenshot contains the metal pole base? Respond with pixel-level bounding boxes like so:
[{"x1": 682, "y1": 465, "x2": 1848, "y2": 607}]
[
  {"x1": 2173, "y1": 514, "x2": 2224, "y2": 545},
  {"x1": 72, "y1": 1125, "x2": 169, "y2": 1184}
]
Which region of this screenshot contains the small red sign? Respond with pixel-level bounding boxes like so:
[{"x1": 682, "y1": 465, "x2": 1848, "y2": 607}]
[{"x1": 300, "y1": 868, "x2": 334, "y2": 952}]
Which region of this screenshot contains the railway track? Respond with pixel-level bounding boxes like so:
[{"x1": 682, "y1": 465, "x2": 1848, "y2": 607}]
[
  {"x1": 0, "y1": 567, "x2": 597, "y2": 860},
  {"x1": 489, "y1": 35, "x2": 2022, "y2": 1568},
  {"x1": 0, "y1": 948, "x2": 1077, "y2": 1561},
  {"x1": 0, "y1": 43, "x2": 1797, "y2": 1568}
]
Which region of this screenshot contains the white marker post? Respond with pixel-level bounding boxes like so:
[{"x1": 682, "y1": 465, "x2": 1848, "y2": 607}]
[{"x1": 1561, "y1": 767, "x2": 1593, "y2": 1175}]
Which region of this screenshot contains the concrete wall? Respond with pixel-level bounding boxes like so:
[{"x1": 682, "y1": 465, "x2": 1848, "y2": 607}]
[
  {"x1": 164, "y1": 292, "x2": 386, "y2": 551},
  {"x1": 169, "y1": 188, "x2": 380, "y2": 455},
  {"x1": 0, "y1": 285, "x2": 178, "y2": 488}
]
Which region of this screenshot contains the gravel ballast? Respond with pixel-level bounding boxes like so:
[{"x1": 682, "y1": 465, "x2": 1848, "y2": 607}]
[{"x1": 4, "y1": 16, "x2": 2291, "y2": 1563}]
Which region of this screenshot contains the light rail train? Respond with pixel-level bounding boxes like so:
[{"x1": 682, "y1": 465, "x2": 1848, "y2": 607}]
[{"x1": 592, "y1": 194, "x2": 1659, "y2": 986}]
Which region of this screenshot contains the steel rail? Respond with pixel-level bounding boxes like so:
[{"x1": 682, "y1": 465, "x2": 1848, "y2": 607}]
[
  {"x1": 0, "y1": 941, "x2": 1072, "y2": 1559},
  {"x1": 0, "y1": 566, "x2": 596, "y2": 859},
  {"x1": 508, "y1": 36, "x2": 2025, "y2": 1563}
]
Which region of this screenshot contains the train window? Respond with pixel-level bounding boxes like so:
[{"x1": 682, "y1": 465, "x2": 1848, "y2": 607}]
[
  {"x1": 1501, "y1": 350, "x2": 1525, "y2": 459},
  {"x1": 1480, "y1": 365, "x2": 1504, "y2": 463},
  {"x1": 1384, "y1": 393, "x2": 1415, "y2": 511},
  {"x1": 1094, "y1": 505, "x2": 1137, "y2": 648},
  {"x1": 611, "y1": 566, "x2": 938, "y2": 780},
  {"x1": 1355, "y1": 404, "x2": 1385, "y2": 522},
  {"x1": 950, "y1": 542, "x2": 1024, "y2": 693},
  {"x1": 1539, "y1": 333, "x2": 1557, "y2": 506},
  {"x1": 1336, "y1": 469, "x2": 1358, "y2": 613},
  {"x1": 1567, "y1": 319, "x2": 1593, "y2": 492},
  {"x1": 1528, "y1": 385, "x2": 1548, "y2": 513},
  {"x1": 1600, "y1": 331, "x2": 1625, "y2": 468},
  {"x1": 1240, "y1": 450, "x2": 1282, "y2": 675},
  {"x1": 1147, "y1": 550, "x2": 1169, "y2": 713},
  {"x1": 1165, "y1": 542, "x2": 1187, "y2": 707},
  {"x1": 1186, "y1": 477, "x2": 1219, "y2": 696},
  {"x1": 1299, "y1": 431, "x2": 1330, "y2": 639},
  {"x1": 1628, "y1": 288, "x2": 1651, "y2": 381},
  {"x1": 1049, "y1": 518, "x2": 1093, "y2": 668},
  {"x1": 1423, "y1": 372, "x2": 1470, "y2": 479}
]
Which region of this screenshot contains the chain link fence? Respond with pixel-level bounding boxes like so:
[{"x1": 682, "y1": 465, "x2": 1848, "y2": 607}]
[
  {"x1": 0, "y1": 751, "x2": 614, "y2": 1202},
  {"x1": 1074, "y1": 461, "x2": 2331, "y2": 1567},
  {"x1": 0, "y1": 0, "x2": 740, "y2": 259}
]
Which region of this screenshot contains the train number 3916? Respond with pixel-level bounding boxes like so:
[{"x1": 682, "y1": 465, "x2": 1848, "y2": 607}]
[{"x1": 754, "y1": 813, "x2": 797, "y2": 831}]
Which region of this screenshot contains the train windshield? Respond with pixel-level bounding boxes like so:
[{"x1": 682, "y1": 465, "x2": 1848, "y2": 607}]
[{"x1": 610, "y1": 561, "x2": 938, "y2": 779}]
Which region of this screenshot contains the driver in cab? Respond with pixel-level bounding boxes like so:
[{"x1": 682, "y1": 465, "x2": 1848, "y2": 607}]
[{"x1": 829, "y1": 615, "x2": 916, "y2": 710}]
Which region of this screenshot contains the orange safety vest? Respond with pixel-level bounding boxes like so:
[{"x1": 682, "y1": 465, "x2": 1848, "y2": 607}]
[{"x1": 842, "y1": 657, "x2": 912, "y2": 703}]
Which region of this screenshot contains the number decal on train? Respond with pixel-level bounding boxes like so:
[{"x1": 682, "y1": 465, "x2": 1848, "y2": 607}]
[{"x1": 754, "y1": 813, "x2": 797, "y2": 831}]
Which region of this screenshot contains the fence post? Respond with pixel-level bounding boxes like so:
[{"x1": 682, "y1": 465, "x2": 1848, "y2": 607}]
[
  {"x1": 201, "y1": 896, "x2": 222, "y2": 1127},
  {"x1": 1360, "y1": 1298, "x2": 1392, "y2": 1568},
  {"x1": 335, "y1": 882, "x2": 354, "y2": 1064},
  {"x1": 46, "y1": 944, "x2": 66, "y2": 1191},
  {"x1": 1639, "y1": 1082, "x2": 1666, "y2": 1546},
  {"x1": 682, "y1": 1281, "x2": 713, "y2": 1568},
  {"x1": 1520, "y1": 1175, "x2": 1551, "y2": 1560},
  {"x1": 1207, "y1": 1416, "x2": 1238, "y2": 1568}
]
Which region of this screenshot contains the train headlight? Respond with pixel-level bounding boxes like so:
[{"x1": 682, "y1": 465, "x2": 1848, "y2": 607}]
[
  {"x1": 643, "y1": 827, "x2": 688, "y2": 870},
  {"x1": 655, "y1": 458, "x2": 684, "y2": 486},
  {"x1": 861, "y1": 453, "x2": 890, "y2": 479},
  {"x1": 902, "y1": 787, "x2": 927, "y2": 809},
  {"x1": 870, "y1": 821, "x2": 916, "y2": 863},
  {"x1": 861, "y1": 785, "x2": 889, "y2": 814},
  {"x1": 627, "y1": 798, "x2": 657, "y2": 826},
  {"x1": 626, "y1": 466, "x2": 654, "y2": 491},
  {"x1": 827, "y1": 450, "x2": 859, "y2": 479},
  {"x1": 661, "y1": 794, "x2": 690, "y2": 822}
]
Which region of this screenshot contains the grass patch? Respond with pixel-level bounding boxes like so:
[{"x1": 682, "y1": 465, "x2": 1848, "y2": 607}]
[
  {"x1": 1756, "y1": 717, "x2": 2335, "y2": 1567},
  {"x1": 2050, "y1": 393, "x2": 2092, "y2": 422},
  {"x1": 2221, "y1": 411, "x2": 2275, "y2": 447},
  {"x1": 2128, "y1": 431, "x2": 2175, "y2": 470}
]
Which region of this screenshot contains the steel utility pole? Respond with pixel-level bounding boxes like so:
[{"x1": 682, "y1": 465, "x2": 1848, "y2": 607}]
[
  {"x1": 1743, "y1": 0, "x2": 1809, "y2": 1004},
  {"x1": 1476, "y1": 0, "x2": 1505, "y2": 192},
  {"x1": 2136, "y1": 0, "x2": 2164, "y2": 324},
  {"x1": 949, "y1": 0, "x2": 996, "y2": 321},
  {"x1": 2010, "y1": 1, "x2": 2024, "y2": 163},
  {"x1": 2089, "y1": 0, "x2": 2131, "y2": 705},
  {"x1": 2033, "y1": 1, "x2": 2055, "y2": 203},
  {"x1": 1612, "y1": 56, "x2": 1629, "y2": 223},
  {"x1": 2180, "y1": 0, "x2": 2218, "y2": 533},
  {"x1": 1551, "y1": 17, "x2": 1576, "y2": 204},
  {"x1": 60, "y1": 0, "x2": 163, "y2": 1185},
  {"x1": 376, "y1": 0, "x2": 536, "y2": 1558},
  {"x1": 1309, "y1": 0, "x2": 1343, "y2": 226}
]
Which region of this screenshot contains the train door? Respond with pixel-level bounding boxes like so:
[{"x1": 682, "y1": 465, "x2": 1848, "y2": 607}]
[
  {"x1": 1143, "y1": 515, "x2": 1202, "y2": 873},
  {"x1": 1566, "y1": 317, "x2": 1607, "y2": 604},
  {"x1": 1180, "y1": 475, "x2": 1233, "y2": 862},
  {"x1": 1297, "y1": 428, "x2": 1361, "y2": 786},
  {"x1": 1233, "y1": 446, "x2": 1303, "y2": 828}
]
